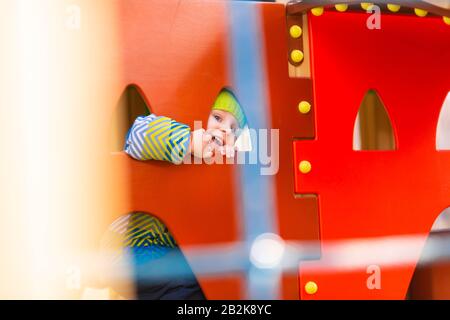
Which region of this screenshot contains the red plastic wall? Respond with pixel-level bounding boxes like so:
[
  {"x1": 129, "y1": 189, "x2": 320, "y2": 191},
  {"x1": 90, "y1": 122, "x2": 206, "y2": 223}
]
[{"x1": 295, "y1": 11, "x2": 450, "y2": 299}]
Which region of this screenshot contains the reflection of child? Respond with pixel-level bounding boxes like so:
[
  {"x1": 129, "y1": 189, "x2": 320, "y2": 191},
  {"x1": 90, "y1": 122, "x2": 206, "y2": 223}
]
[
  {"x1": 124, "y1": 88, "x2": 247, "y2": 163},
  {"x1": 119, "y1": 88, "x2": 247, "y2": 300}
]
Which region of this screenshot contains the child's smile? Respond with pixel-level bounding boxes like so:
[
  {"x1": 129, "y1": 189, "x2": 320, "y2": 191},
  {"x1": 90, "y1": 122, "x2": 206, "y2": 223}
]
[{"x1": 207, "y1": 109, "x2": 239, "y2": 148}]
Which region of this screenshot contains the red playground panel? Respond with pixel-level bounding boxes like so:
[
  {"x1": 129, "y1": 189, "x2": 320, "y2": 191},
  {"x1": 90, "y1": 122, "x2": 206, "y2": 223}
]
[
  {"x1": 108, "y1": 0, "x2": 450, "y2": 300},
  {"x1": 294, "y1": 11, "x2": 450, "y2": 299}
]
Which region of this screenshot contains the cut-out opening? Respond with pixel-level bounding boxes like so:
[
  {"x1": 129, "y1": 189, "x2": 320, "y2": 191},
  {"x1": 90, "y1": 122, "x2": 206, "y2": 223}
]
[
  {"x1": 353, "y1": 90, "x2": 396, "y2": 151},
  {"x1": 99, "y1": 212, "x2": 205, "y2": 300},
  {"x1": 407, "y1": 207, "x2": 450, "y2": 300},
  {"x1": 436, "y1": 92, "x2": 450, "y2": 151},
  {"x1": 111, "y1": 85, "x2": 151, "y2": 152}
]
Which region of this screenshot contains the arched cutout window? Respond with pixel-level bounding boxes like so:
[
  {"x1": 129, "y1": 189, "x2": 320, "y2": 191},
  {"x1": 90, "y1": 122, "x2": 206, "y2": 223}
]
[
  {"x1": 407, "y1": 207, "x2": 450, "y2": 299},
  {"x1": 99, "y1": 212, "x2": 205, "y2": 300},
  {"x1": 436, "y1": 92, "x2": 450, "y2": 150},
  {"x1": 111, "y1": 85, "x2": 151, "y2": 152},
  {"x1": 353, "y1": 90, "x2": 396, "y2": 151},
  {"x1": 431, "y1": 207, "x2": 450, "y2": 232}
]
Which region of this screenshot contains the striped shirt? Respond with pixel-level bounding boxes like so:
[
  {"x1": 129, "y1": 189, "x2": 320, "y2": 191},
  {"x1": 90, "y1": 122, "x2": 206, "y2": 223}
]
[{"x1": 124, "y1": 114, "x2": 191, "y2": 164}]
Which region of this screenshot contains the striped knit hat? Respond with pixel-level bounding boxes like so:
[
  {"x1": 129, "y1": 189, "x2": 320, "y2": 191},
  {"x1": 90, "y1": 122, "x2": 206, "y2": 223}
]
[{"x1": 212, "y1": 89, "x2": 247, "y2": 128}]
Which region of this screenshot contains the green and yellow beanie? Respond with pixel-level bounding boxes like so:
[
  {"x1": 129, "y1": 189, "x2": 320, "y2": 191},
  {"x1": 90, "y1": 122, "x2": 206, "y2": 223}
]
[{"x1": 212, "y1": 89, "x2": 247, "y2": 128}]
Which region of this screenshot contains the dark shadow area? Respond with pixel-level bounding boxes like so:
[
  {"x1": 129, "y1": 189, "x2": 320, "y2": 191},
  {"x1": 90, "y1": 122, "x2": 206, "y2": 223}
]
[{"x1": 111, "y1": 85, "x2": 151, "y2": 152}]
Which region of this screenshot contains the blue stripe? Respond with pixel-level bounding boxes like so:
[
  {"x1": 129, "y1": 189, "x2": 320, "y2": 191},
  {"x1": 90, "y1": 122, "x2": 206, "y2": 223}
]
[{"x1": 229, "y1": 1, "x2": 279, "y2": 299}]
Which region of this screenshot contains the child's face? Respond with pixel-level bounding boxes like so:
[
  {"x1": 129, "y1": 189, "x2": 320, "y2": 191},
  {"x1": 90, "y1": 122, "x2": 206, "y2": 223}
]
[{"x1": 207, "y1": 109, "x2": 239, "y2": 146}]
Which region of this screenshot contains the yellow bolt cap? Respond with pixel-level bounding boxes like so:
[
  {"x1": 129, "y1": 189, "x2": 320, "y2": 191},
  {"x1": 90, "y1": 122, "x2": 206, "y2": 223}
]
[
  {"x1": 291, "y1": 50, "x2": 304, "y2": 63},
  {"x1": 311, "y1": 7, "x2": 324, "y2": 16},
  {"x1": 415, "y1": 8, "x2": 428, "y2": 17},
  {"x1": 444, "y1": 16, "x2": 450, "y2": 25},
  {"x1": 298, "y1": 101, "x2": 312, "y2": 114},
  {"x1": 299, "y1": 161, "x2": 312, "y2": 174},
  {"x1": 305, "y1": 281, "x2": 318, "y2": 295},
  {"x1": 387, "y1": 4, "x2": 401, "y2": 12},
  {"x1": 361, "y1": 3, "x2": 374, "y2": 11},
  {"x1": 335, "y1": 4, "x2": 348, "y2": 12},
  {"x1": 289, "y1": 25, "x2": 303, "y2": 38}
]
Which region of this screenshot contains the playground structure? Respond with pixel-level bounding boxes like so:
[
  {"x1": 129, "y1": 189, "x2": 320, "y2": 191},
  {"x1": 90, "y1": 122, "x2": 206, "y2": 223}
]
[
  {"x1": 0, "y1": 0, "x2": 448, "y2": 300},
  {"x1": 102, "y1": 0, "x2": 450, "y2": 300},
  {"x1": 89, "y1": 0, "x2": 444, "y2": 299},
  {"x1": 0, "y1": 0, "x2": 450, "y2": 299}
]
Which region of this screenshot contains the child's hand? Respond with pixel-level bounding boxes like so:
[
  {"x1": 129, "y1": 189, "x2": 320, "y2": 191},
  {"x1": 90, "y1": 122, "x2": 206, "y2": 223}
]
[
  {"x1": 211, "y1": 129, "x2": 236, "y2": 159},
  {"x1": 219, "y1": 145, "x2": 237, "y2": 158},
  {"x1": 189, "y1": 129, "x2": 214, "y2": 159}
]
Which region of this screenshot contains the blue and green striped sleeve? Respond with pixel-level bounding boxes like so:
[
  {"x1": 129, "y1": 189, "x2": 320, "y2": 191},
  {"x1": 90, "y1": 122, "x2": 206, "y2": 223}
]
[{"x1": 124, "y1": 114, "x2": 191, "y2": 165}]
